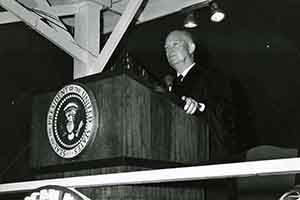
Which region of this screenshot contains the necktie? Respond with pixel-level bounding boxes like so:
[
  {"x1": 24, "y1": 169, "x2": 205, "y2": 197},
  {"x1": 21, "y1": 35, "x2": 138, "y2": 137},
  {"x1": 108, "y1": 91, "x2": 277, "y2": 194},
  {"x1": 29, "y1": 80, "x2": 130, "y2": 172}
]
[
  {"x1": 175, "y1": 75, "x2": 184, "y2": 83},
  {"x1": 173, "y1": 75, "x2": 183, "y2": 93}
]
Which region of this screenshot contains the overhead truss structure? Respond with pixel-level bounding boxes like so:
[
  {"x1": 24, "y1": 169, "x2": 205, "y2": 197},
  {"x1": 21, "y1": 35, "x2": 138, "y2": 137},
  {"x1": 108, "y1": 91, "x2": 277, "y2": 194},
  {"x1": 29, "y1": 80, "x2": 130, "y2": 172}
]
[{"x1": 0, "y1": 0, "x2": 211, "y2": 79}]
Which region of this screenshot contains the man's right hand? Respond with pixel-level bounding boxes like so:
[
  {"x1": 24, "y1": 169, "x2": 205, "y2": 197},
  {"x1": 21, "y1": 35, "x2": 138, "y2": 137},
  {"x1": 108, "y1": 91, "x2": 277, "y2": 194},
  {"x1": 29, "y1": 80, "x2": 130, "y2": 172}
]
[{"x1": 181, "y1": 96, "x2": 205, "y2": 115}]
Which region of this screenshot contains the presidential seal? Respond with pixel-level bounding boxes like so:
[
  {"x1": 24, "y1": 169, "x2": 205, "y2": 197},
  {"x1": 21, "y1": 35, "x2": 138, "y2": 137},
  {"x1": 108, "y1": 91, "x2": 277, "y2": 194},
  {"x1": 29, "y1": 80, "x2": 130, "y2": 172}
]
[{"x1": 47, "y1": 83, "x2": 98, "y2": 159}]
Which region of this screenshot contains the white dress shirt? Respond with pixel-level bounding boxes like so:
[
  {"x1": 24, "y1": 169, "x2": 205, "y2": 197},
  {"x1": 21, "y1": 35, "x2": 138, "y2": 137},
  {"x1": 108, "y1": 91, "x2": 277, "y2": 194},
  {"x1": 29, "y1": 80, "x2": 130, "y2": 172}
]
[{"x1": 177, "y1": 62, "x2": 196, "y2": 82}]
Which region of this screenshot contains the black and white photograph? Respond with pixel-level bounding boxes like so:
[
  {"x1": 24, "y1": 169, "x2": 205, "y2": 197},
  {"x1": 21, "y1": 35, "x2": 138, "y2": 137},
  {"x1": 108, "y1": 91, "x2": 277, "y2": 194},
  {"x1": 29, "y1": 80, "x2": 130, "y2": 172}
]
[{"x1": 0, "y1": 0, "x2": 300, "y2": 200}]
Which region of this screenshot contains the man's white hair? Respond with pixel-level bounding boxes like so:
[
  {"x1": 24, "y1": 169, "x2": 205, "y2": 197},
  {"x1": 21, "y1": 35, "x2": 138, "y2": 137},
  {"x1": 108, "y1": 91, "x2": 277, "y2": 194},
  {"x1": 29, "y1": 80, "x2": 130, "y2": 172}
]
[{"x1": 167, "y1": 30, "x2": 195, "y2": 45}]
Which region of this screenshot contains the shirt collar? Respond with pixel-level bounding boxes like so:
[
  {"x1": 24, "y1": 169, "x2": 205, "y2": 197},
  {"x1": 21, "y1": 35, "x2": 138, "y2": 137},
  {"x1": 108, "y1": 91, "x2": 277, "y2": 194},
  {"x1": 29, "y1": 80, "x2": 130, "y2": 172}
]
[{"x1": 177, "y1": 62, "x2": 196, "y2": 79}]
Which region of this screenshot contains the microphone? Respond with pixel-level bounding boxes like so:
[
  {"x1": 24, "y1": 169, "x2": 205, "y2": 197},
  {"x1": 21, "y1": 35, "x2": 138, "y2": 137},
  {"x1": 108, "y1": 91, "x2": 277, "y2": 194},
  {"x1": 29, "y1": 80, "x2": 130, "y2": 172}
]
[
  {"x1": 197, "y1": 102, "x2": 206, "y2": 112},
  {"x1": 164, "y1": 74, "x2": 175, "y2": 92}
]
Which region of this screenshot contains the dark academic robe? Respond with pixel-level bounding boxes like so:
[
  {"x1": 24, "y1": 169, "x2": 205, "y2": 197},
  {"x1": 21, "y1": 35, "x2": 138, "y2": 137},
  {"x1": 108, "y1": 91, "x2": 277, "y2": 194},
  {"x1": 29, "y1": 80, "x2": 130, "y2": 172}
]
[{"x1": 172, "y1": 64, "x2": 237, "y2": 161}]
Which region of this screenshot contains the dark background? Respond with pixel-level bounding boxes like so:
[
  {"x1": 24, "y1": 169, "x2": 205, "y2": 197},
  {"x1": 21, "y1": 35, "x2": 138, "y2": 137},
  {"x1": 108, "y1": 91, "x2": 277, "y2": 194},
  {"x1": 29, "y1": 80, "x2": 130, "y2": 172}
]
[{"x1": 1, "y1": 0, "x2": 300, "y2": 181}]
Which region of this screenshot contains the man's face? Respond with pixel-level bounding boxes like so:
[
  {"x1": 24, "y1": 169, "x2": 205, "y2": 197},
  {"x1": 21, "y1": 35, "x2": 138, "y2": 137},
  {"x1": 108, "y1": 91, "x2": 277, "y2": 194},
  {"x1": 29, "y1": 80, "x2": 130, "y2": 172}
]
[{"x1": 164, "y1": 33, "x2": 191, "y2": 70}]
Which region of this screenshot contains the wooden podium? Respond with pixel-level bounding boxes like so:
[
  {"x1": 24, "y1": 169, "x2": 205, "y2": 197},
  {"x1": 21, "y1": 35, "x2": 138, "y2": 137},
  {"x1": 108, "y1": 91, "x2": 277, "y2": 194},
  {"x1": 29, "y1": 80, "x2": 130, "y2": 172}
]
[{"x1": 30, "y1": 71, "x2": 209, "y2": 199}]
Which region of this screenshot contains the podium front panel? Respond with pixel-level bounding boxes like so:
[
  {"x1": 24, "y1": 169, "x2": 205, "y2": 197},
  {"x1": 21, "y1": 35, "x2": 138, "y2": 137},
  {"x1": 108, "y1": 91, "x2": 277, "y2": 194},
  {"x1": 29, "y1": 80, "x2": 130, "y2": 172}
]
[{"x1": 30, "y1": 73, "x2": 208, "y2": 170}]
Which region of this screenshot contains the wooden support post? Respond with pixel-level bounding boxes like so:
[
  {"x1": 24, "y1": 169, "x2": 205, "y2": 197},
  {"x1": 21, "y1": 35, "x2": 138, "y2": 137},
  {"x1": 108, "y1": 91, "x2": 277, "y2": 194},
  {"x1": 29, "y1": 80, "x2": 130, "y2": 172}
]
[{"x1": 74, "y1": 2, "x2": 102, "y2": 79}]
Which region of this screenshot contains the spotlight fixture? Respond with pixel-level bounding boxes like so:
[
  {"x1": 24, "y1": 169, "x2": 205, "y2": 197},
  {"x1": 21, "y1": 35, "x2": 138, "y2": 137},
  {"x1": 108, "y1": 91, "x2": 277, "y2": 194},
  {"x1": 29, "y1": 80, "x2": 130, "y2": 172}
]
[
  {"x1": 181, "y1": 0, "x2": 226, "y2": 27},
  {"x1": 184, "y1": 12, "x2": 198, "y2": 28},
  {"x1": 209, "y1": 2, "x2": 225, "y2": 22}
]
